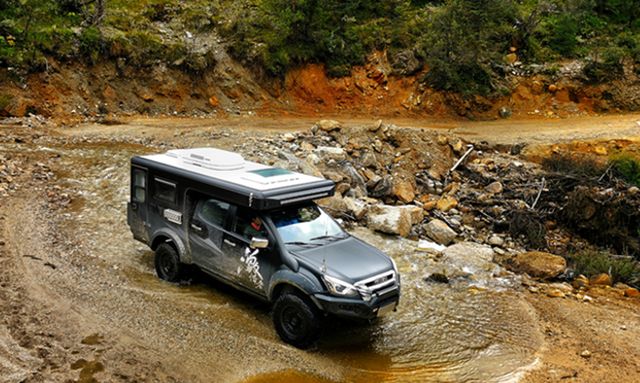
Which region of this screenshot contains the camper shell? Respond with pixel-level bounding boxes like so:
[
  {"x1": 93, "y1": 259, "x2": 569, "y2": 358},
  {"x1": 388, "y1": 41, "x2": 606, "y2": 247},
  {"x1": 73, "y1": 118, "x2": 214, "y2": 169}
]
[{"x1": 127, "y1": 148, "x2": 400, "y2": 348}]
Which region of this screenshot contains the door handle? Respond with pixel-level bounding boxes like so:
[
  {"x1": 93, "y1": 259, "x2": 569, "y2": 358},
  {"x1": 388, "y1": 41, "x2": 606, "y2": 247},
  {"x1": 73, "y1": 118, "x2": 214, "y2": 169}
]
[
  {"x1": 191, "y1": 223, "x2": 203, "y2": 232},
  {"x1": 223, "y1": 239, "x2": 236, "y2": 247}
]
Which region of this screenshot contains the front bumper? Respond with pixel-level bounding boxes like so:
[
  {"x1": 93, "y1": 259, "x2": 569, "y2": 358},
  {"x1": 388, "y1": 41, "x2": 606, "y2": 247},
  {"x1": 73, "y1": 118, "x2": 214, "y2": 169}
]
[{"x1": 312, "y1": 289, "x2": 400, "y2": 320}]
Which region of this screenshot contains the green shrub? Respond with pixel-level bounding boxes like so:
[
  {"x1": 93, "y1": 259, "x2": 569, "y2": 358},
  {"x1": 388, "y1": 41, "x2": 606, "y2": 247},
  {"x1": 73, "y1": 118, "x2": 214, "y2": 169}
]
[
  {"x1": 79, "y1": 27, "x2": 104, "y2": 63},
  {"x1": 0, "y1": 93, "x2": 13, "y2": 112},
  {"x1": 543, "y1": 14, "x2": 580, "y2": 57},
  {"x1": 610, "y1": 154, "x2": 640, "y2": 186},
  {"x1": 571, "y1": 250, "x2": 640, "y2": 286}
]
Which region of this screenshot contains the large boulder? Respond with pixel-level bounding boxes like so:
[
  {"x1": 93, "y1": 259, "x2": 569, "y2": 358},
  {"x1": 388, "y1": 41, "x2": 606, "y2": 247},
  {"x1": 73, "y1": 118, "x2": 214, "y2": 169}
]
[
  {"x1": 367, "y1": 205, "x2": 423, "y2": 237},
  {"x1": 424, "y1": 219, "x2": 457, "y2": 245},
  {"x1": 509, "y1": 251, "x2": 567, "y2": 279}
]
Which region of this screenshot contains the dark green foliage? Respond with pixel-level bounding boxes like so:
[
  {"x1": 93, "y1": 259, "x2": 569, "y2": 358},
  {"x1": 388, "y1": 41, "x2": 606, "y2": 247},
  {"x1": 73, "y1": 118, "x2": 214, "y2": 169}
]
[
  {"x1": 417, "y1": 0, "x2": 518, "y2": 95},
  {"x1": 545, "y1": 14, "x2": 579, "y2": 56},
  {"x1": 219, "y1": 0, "x2": 407, "y2": 77},
  {"x1": 610, "y1": 154, "x2": 640, "y2": 186},
  {"x1": 571, "y1": 250, "x2": 640, "y2": 286},
  {"x1": 1, "y1": 0, "x2": 640, "y2": 96},
  {"x1": 0, "y1": 93, "x2": 12, "y2": 111}
]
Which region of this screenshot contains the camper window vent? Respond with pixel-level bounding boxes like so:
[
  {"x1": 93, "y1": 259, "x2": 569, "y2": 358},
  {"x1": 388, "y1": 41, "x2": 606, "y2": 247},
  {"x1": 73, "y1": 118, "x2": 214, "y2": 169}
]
[{"x1": 167, "y1": 148, "x2": 245, "y2": 171}]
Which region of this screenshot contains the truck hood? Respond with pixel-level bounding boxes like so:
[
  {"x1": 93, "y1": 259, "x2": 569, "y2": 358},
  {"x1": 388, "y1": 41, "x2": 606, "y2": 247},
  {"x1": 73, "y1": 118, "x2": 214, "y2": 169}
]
[{"x1": 291, "y1": 236, "x2": 393, "y2": 283}]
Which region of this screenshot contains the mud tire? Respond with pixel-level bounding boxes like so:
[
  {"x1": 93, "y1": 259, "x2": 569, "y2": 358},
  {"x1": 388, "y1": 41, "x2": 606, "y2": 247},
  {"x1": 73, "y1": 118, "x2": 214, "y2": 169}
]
[
  {"x1": 154, "y1": 243, "x2": 184, "y2": 282},
  {"x1": 272, "y1": 292, "x2": 322, "y2": 349}
]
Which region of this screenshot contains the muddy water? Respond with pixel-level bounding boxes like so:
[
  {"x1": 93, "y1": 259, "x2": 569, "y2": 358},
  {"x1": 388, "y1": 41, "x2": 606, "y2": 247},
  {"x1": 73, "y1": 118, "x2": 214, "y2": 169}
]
[
  {"x1": 303, "y1": 229, "x2": 542, "y2": 383},
  {"x1": 21, "y1": 129, "x2": 543, "y2": 383}
]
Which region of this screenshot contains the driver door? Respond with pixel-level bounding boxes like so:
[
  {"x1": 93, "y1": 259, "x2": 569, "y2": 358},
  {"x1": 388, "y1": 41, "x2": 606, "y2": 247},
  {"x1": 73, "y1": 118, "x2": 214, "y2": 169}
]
[{"x1": 220, "y1": 207, "x2": 277, "y2": 295}]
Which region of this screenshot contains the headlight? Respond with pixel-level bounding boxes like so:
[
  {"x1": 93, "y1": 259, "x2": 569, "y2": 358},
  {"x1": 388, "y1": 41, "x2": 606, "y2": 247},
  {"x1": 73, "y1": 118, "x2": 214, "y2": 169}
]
[
  {"x1": 390, "y1": 257, "x2": 399, "y2": 274},
  {"x1": 390, "y1": 257, "x2": 401, "y2": 286},
  {"x1": 322, "y1": 275, "x2": 359, "y2": 298}
]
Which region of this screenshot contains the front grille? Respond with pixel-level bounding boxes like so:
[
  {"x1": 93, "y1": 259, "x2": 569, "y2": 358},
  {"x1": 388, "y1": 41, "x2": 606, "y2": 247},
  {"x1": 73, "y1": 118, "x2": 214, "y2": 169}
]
[{"x1": 354, "y1": 270, "x2": 398, "y2": 301}]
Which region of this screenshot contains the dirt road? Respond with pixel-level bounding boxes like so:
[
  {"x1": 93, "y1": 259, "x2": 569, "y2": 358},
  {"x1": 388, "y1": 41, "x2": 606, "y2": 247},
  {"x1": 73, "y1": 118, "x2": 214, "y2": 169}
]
[{"x1": 1, "y1": 116, "x2": 639, "y2": 383}]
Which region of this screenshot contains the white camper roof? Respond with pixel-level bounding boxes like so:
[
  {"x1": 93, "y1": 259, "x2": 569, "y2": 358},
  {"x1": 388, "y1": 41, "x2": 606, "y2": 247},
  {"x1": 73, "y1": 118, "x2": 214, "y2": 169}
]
[{"x1": 141, "y1": 148, "x2": 324, "y2": 192}]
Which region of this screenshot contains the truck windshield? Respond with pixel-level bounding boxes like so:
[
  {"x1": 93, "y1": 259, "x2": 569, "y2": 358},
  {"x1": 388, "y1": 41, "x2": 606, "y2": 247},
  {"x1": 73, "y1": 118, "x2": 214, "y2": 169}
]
[{"x1": 270, "y1": 204, "x2": 346, "y2": 244}]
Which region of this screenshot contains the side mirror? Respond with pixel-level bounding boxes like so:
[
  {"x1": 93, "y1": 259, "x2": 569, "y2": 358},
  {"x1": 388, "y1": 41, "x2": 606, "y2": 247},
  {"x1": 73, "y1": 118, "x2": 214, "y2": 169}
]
[{"x1": 250, "y1": 237, "x2": 269, "y2": 249}]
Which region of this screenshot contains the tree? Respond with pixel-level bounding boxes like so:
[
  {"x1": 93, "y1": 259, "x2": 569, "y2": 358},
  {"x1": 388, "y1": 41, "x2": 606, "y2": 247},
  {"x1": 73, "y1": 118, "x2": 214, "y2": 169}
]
[{"x1": 420, "y1": 0, "x2": 517, "y2": 95}]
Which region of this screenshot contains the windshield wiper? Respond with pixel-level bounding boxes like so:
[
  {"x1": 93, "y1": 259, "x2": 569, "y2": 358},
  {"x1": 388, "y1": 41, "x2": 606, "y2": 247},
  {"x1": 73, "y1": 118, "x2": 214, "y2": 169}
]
[
  {"x1": 309, "y1": 233, "x2": 347, "y2": 242},
  {"x1": 284, "y1": 241, "x2": 322, "y2": 248}
]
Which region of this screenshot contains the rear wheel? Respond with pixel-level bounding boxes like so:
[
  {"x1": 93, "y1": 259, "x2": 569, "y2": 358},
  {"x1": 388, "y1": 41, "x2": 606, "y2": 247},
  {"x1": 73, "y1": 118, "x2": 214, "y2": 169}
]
[
  {"x1": 272, "y1": 292, "x2": 321, "y2": 349},
  {"x1": 154, "y1": 243, "x2": 184, "y2": 282}
]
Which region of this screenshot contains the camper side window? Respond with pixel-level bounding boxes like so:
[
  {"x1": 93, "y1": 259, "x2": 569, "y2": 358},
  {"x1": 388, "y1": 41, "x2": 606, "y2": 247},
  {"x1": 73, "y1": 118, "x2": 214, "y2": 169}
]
[
  {"x1": 153, "y1": 178, "x2": 176, "y2": 204},
  {"x1": 132, "y1": 168, "x2": 146, "y2": 203},
  {"x1": 198, "y1": 198, "x2": 230, "y2": 228}
]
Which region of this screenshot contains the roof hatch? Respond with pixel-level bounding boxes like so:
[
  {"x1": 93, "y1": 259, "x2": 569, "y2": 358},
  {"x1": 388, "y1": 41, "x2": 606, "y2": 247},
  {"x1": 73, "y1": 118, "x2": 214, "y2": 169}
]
[{"x1": 166, "y1": 148, "x2": 245, "y2": 171}]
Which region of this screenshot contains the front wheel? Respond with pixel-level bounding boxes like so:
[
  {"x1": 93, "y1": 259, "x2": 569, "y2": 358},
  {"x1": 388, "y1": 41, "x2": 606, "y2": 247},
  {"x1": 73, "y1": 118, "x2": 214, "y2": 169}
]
[
  {"x1": 154, "y1": 243, "x2": 184, "y2": 282},
  {"x1": 272, "y1": 292, "x2": 322, "y2": 349}
]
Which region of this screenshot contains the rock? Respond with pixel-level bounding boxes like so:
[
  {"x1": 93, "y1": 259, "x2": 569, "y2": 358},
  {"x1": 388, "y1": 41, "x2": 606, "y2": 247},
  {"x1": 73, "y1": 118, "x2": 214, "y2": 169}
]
[
  {"x1": 425, "y1": 273, "x2": 449, "y2": 284},
  {"x1": 485, "y1": 181, "x2": 504, "y2": 194},
  {"x1": 317, "y1": 120, "x2": 341, "y2": 132},
  {"x1": 593, "y1": 146, "x2": 608, "y2": 156},
  {"x1": 417, "y1": 239, "x2": 446, "y2": 254},
  {"x1": 624, "y1": 288, "x2": 640, "y2": 298},
  {"x1": 424, "y1": 219, "x2": 457, "y2": 245},
  {"x1": 361, "y1": 151, "x2": 378, "y2": 168},
  {"x1": 590, "y1": 273, "x2": 612, "y2": 286},
  {"x1": 317, "y1": 194, "x2": 347, "y2": 213},
  {"x1": 282, "y1": 133, "x2": 296, "y2": 142},
  {"x1": 322, "y1": 170, "x2": 344, "y2": 183},
  {"x1": 343, "y1": 197, "x2": 367, "y2": 220},
  {"x1": 390, "y1": 49, "x2": 422, "y2": 76},
  {"x1": 393, "y1": 180, "x2": 415, "y2": 203},
  {"x1": 368, "y1": 175, "x2": 393, "y2": 198},
  {"x1": 509, "y1": 251, "x2": 567, "y2": 279},
  {"x1": 504, "y1": 53, "x2": 518, "y2": 64},
  {"x1": 498, "y1": 107, "x2": 512, "y2": 119},
  {"x1": 208, "y1": 95, "x2": 219, "y2": 107},
  {"x1": 488, "y1": 235, "x2": 504, "y2": 246},
  {"x1": 436, "y1": 196, "x2": 458, "y2": 212},
  {"x1": 335, "y1": 182, "x2": 351, "y2": 195},
  {"x1": 549, "y1": 282, "x2": 574, "y2": 294},
  {"x1": 449, "y1": 138, "x2": 464, "y2": 153},
  {"x1": 547, "y1": 289, "x2": 565, "y2": 298},
  {"x1": 572, "y1": 274, "x2": 590, "y2": 289},
  {"x1": 362, "y1": 168, "x2": 379, "y2": 182},
  {"x1": 313, "y1": 146, "x2": 346, "y2": 161},
  {"x1": 369, "y1": 120, "x2": 383, "y2": 132},
  {"x1": 548, "y1": 84, "x2": 558, "y2": 93},
  {"x1": 580, "y1": 350, "x2": 591, "y2": 359},
  {"x1": 367, "y1": 205, "x2": 422, "y2": 237},
  {"x1": 139, "y1": 91, "x2": 154, "y2": 102}
]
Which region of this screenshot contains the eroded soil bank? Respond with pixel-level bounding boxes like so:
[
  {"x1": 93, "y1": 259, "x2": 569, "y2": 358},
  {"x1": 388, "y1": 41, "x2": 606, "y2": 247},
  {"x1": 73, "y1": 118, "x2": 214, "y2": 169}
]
[{"x1": 1, "y1": 115, "x2": 639, "y2": 383}]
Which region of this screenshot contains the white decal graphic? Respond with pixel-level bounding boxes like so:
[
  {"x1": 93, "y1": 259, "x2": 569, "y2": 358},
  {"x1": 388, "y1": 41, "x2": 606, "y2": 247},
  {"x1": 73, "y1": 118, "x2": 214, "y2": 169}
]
[{"x1": 238, "y1": 247, "x2": 264, "y2": 289}]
